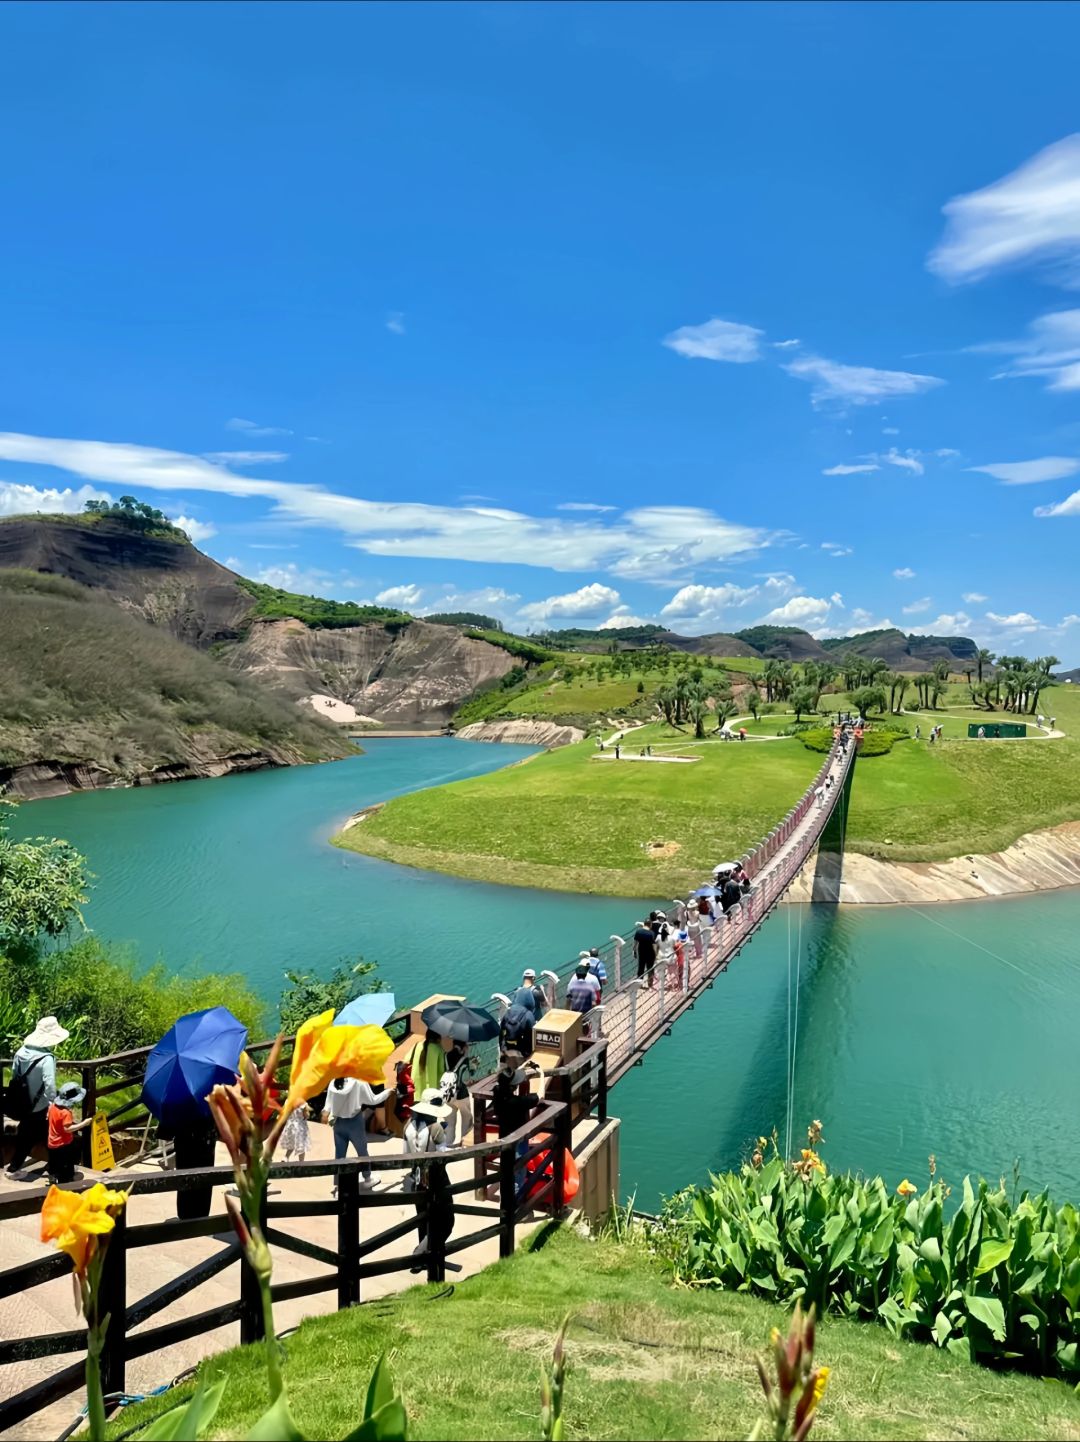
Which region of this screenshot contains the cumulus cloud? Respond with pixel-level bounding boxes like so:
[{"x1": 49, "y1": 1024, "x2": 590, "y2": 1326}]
[
  {"x1": 375, "y1": 583, "x2": 424, "y2": 607},
  {"x1": 963, "y1": 591, "x2": 989, "y2": 603},
  {"x1": 783, "y1": 354, "x2": 944, "y2": 407},
  {"x1": 929, "y1": 134, "x2": 1080, "y2": 285},
  {"x1": 902, "y1": 597, "x2": 933, "y2": 615},
  {"x1": 0, "y1": 480, "x2": 111, "y2": 517},
  {"x1": 823, "y1": 463, "x2": 878, "y2": 475},
  {"x1": 170, "y1": 514, "x2": 217, "y2": 543},
  {"x1": 971, "y1": 308, "x2": 1080, "y2": 392},
  {"x1": 0, "y1": 432, "x2": 772, "y2": 579},
  {"x1": 661, "y1": 317, "x2": 764, "y2": 362},
  {"x1": 518, "y1": 583, "x2": 622, "y2": 624},
  {"x1": 893, "y1": 567, "x2": 916, "y2": 579},
  {"x1": 762, "y1": 573, "x2": 796, "y2": 595},
  {"x1": 597, "y1": 609, "x2": 652, "y2": 630},
  {"x1": 246, "y1": 561, "x2": 335, "y2": 593},
  {"x1": 759, "y1": 594, "x2": 833, "y2": 626},
  {"x1": 226, "y1": 417, "x2": 293, "y2": 437},
  {"x1": 985, "y1": 610, "x2": 1041, "y2": 631},
  {"x1": 425, "y1": 586, "x2": 520, "y2": 614},
  {"x1": 906, "y1": 611, "x2": 973, "y2": 635},
  {"x1": 968, "y1": 456, "x2": 1080, "y2": 485},
  {"x1": 659, "y1": 582, "x2": 760, "y2": 622}
]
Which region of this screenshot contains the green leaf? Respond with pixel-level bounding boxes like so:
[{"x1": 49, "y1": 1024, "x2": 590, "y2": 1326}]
[
  {"x1": 343, "y1": 1401, "x2": 409, "y2": 1442},
  {"x1": 933, "y1": 1311, "x2": 952, "y2": 1347},
  {"x1": 975, "y1": 1238, "x2": 1014, "y2": 1275},
  {"x1": 965, "y1": 1293, "x2": 1007, "y2": 1342},
  {"x1": 140, "y1": 1377, "x2": 226, "y2": 1441},
  {"x1": 246, "y1": 1394, "x2": 305, "y2": 1441},
  {"x1": 363, "y1": 1356, "x2": 395, "y2": 1420}
]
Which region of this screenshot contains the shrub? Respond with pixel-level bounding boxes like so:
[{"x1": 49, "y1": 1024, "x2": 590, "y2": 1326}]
[
  {"x1": 276, "y1": 957, "x2": 384, "y2": 1034},
  {"x1": 650, "y1": 1140, "x2": 1080, "y2": 1379}
]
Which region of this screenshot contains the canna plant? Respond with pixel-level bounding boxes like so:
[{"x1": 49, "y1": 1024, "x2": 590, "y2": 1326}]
[
  {"x1": 748, "y1": 1302, "x2": 828, "y2": 1442},
  {"x1": 652, "y1": 1123, "x2": 1080, "y2": 1382}
]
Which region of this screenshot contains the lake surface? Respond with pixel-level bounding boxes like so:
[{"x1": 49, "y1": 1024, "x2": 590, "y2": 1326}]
[{"x1": 14, "y1": 739, "x2": 1080, "y2": 1210}]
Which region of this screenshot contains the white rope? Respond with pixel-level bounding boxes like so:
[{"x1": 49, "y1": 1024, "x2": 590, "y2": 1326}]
[
  {"x1": 909, "y1": 903, "x2": 1069, "y2": 1000},
  {"x1": 785, "y1": 904, "x2": 793, "y2": 1159}
]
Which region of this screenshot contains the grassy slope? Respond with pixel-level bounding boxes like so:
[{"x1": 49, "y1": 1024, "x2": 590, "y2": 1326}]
[
  {"x1": 108, "y1": 1229, "x2": 1080, "y2": 1442},
  {"x1": 0, "y1": 570, "x2": 351, "y2": 773},
  {"x1": 336, "y1": 722, "x2": 820, "y2": 895}
]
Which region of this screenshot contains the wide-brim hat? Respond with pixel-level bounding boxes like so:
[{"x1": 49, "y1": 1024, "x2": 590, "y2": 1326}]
[
  {"x1": 411, "y1": 1088, "x2": 452, "y2": 1123},
  {"x1": 56, "y1": 1083, "x2": 86, "y2": 1108},
  {"x1": 25, "y1": 1016, "x2": 69, "y2": 1048}
]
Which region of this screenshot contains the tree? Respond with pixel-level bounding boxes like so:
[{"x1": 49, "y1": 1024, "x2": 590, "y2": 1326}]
[
  {"x1": 714, "y1": 697, "x2": 738, "y2": 731},
  {"x1": 789, "y1": 685, "x2": 818, "y2": 723},
  {"x1": 976, "y1": 648, "x2": 994, "y2": 684},
  {"x1": 0, "y1": 801, "x2": 89, "y2": 962},
  {"x1": 849, "y1": 684, "x2": 887, "y2": 717},
  {"x1": 277, "y1": 958, "x2": 382, "y2": 1035},
  {"x1": 747, "y1": 683, "x2": 762, "y2": 721}
]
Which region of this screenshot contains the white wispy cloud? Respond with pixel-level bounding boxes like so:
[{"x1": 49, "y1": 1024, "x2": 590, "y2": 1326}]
[
  {"x1": 823, "y1": 463, "x2": 878, "y2": 476},
  {"x1": 0, "y1": 480, "x2": 111, "y2": 516},
  {"x1": 426, "y1": 586, "x2": 521, "y2": 614},
  {"x1": 659, "y1": 582, "x2": 759, "y2": 623},
  {"x1": 226, "y1": 417, "x2": 294, "y2": 437},
  {"x1": 203, "y1": 451, "x2": 290, "y2": 466},
  {"x1": 968, "y1": 456, "x2": 1080, "y2": 485},
  {"x1": 661, "y1": 317, "x2": 764, "y2": 362},
  {"x1": 518, "y1": 583, "x2": 622, "y2": 624},
  {"x1": 963, "y1": 592, "x2": 989, "y2": 604},
  {"x1": 0, "y1": 432, "x2": 772, "y2": 579},
  {"x1": 906, "y1": 611, "x2": 973, "y2": 635},
  {"x1": 386, "y1": 312, "x2": 406, "y2": 335},
  {"x1": 772, "y1": 338, "x2": 801, "y2": 349},
  {"x1": 783, "y1": 354, "x2": 945, "y2": 407},
  {"x1": 556, "y1": 502, "x2": 616, "y2": 513},
  {"x1": 171, "y1": 514, "x2": 216, "y2": 543},
  {"x1": 375, "y1": 583, "x2": 424, "y2": 607},
  {"x1": 902, "y1": 597, "x2": 933, "y2": 615},
  {"x1": 882, "y1": 426, "x2": 900, "y2": 435},
  {"x1": 929, "y1": 134, "x2": 1080, "y2": 285},
  {"x1": 1061, "y1": 614, "x2": 1080, "y2": 627},
  {"x1": 893, "y1": 567, "x2": 916, "y2": 579},
  {"x1": 821, "y1": 541, "x2": 853, "y2": 555},
  {"x1": 971, "y1": 309, "x2": 1080, "y2": 391},
  {"x1": 875, "y1": 447, "x2": 924, "y2": 475},
  {"x1": 762, "y1": 573, "x2": 797, "y2": 595},
  {"x1": 247, "y1": 561, "x2": 335, "y2": 593}
]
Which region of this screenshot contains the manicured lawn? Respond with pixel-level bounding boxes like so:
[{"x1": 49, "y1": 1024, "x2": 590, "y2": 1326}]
[
  {"x1": 336, "y1": 727, "x2": 821, "y2": 896},
  {"x1": 502, "y1": 672, "x2": 648, "y2": 717},
  {"x1": 109, "y1": 1228, "x2": 1080, "y2": 1442}
]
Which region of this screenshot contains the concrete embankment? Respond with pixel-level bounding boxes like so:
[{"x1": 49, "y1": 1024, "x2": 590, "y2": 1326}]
[
  {"x1": 454, "y1": 719, "x2": 585, "y2": 747},
  {"x1": 788, "y1": 821, "x2": 1080, "y2": 905}
]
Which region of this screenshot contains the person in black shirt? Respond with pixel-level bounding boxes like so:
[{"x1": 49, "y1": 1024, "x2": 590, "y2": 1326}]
[{"x1": 633, "y1": 921, "x2": 657, "y2": 983}]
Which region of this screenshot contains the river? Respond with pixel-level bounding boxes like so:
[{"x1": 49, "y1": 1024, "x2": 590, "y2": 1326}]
[{"x1": 13, "y1": 739, "x2": 1080, "y2": 1210}]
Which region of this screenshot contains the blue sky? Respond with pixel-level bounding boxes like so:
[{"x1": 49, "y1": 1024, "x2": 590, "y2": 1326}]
[{"x1": 2, "y1": 1, "x2": 1080, "y2": 660}]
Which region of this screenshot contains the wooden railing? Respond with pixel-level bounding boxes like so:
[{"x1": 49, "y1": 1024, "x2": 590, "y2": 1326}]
[{"x1": 0, "y1": 1040, "x2": 608, "y2": 1434}]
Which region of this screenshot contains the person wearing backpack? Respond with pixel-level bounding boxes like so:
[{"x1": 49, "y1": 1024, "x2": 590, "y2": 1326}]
[
  {"x1": 5, "y1": 1016, "x2": 68, "y2": 1177},
  {"x1": 498, "y1": 1003, "x2": 534, "y2": 1059}
]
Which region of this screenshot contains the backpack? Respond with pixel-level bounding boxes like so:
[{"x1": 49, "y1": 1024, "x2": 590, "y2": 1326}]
[
  {"x1": 7, "y1": 1054, "x2": 45, "y2": 1120},
  {"x1": 499, "y1": 1005, "x2": 534, "y2": 1058}
]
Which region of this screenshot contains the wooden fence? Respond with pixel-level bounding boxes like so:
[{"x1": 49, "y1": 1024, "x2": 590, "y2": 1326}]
[{"x1": 0, "y1": 1040, "x2": 607, "y2": 1434}]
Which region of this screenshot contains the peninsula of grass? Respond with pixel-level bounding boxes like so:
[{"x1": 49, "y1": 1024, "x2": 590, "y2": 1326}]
[
  {"x1": 108, "y1": 1227, "x2": 1080, "y2": 1442},
  {"x1": 335, "y1": 686, "x2": 1080, "y2": 891}
]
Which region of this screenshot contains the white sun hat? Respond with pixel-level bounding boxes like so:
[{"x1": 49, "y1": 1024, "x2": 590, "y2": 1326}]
[{"x1": 25, "y1": 1016, "x2": 70, "y2": 1048}]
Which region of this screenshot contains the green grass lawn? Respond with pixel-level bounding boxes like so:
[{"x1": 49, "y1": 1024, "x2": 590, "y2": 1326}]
[
  {"x1": 335, "y1": 727, "x2": 821, "y2": 895},
  {"x1": 108, "y1": 1228, "x2": 1080, "y2": 1442}
]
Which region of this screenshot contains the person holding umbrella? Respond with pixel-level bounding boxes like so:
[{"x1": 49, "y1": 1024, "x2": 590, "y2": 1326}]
[{"x1": 421, "y1": 999, "x2": 499, "y2": 1147}]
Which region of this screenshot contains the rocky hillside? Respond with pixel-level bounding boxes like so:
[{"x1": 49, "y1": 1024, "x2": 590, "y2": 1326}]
[
  {"x1": 228, "y1": 616, "x2": 516, "y2": 725},
  {"x1": 0, "y1": 570, "x2": 353, "y2": 798}
]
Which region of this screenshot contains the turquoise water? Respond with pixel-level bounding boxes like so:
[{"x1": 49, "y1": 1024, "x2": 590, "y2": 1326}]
[{"x1": 14, "y1": 740, "x2": 1080, "y2": 1209}]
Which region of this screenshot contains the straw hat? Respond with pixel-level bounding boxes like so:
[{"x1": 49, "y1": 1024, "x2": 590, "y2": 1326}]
[
  {"x1": 25, "y1": 1016, "x2": 69, "y2": 1048},
  {"x1": 411, "y1": 1088, "x2": 452, "y2": 1123}
]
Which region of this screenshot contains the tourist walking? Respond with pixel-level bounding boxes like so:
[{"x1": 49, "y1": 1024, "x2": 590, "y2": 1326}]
[
  {"x1": 583, "y1": 947, "x2": 607, "y2": 992},
  {"x1": 511, "y1": 968, "x2": 547, "y2": 1017},
  {"x1": 720, "y1": 874, "x2": 743, "y2": 918},
  {"x1": 324, "y1": 1074, "x2": 390, "y2": 1191},
  {"x1": 654, "y1": 921, "x2": 675, "y2": 983},
  {"x1": 441, "y1": 1042, "x2": 476, "y2": 1147},
  {"x1": 280, "y1": 1099, "x2": 311, "y2": 1161},
  {"x1": 404, "y1": 1090, "x2": 454, "y2": 1270},
  {"x1": 5, "y1": 1015, "x2": 66, "y2": 1177},
  {"x1": 499, "y1": 1001, "x2": 535, "y2": 1059},
  {"x1": 409, "y1": 1028, "x2": 448, "y2": 1098},
  {"x1": 633, "y1": 919, "x2": 658, "y2": 986},
  {"x1": 566, "y1": 962, "x2": 601, "y2": 1016},
  {"x1": 695, "y1": 894, "x2": 716, "y2": 956},
  {"x1": 686, "y1": 906, "x2": 703, "y2": 960},
  {"x1": 47, "y1": 1082, "x2": 85, "y2": 1184},
  {"x1": 614, "y1": 743, "x2": 621, "y2": 760}
]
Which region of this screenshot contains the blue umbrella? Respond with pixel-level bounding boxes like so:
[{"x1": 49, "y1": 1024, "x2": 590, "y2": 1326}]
[
  {"x1": 335, "y1": 992, "x2": 397, "y2": 1028},
  {"x1": 141, "y1": 1006, "x2": 248, "y2": 1129},
  {"x1": 694, "y1": 886, "x2": 722, "y2": 897}
]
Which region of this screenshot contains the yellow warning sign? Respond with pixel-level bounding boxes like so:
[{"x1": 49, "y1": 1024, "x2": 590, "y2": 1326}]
[{"x1": 90, "y1": 1112, "x2": 115, "y2": 1172}]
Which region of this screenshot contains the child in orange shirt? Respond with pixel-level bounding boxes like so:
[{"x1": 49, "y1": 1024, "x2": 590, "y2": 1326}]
[{"x1": 47, "y1": 1083, "x2": 85, "y2": 1183}]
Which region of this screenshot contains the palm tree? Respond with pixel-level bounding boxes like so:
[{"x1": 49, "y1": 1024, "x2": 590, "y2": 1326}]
[
  {"x1": 763, "y1": 659, "x2": 783, "y2": 703},
  {"x1": 894, "y1": 674, "x2": 911, "y2": 712},
  {"x1": 715, "y1": 697, "x2": 738, "y2": 731},
  {"x1": 976, "y1": 648, "x2": 995, "y2": 684},
  {"x1": 790, "y1": 684, "x2": 818, "y2": 723},
  {"x1": 746, "y1": 680, "x2": 762, "y2": 720}
]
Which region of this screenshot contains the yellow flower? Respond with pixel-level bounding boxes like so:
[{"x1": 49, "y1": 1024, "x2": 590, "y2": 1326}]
[
  {"x1": 896, "y1": 1178, "x2": 918, "y2": 1197},
  {"x1": 810, "y1": 1365, "x2": 830, "y2": 1412},
  {"x1": 40, "y1": 1183, "x2": 129, "y2": 1277},
  {"x1": 286, "y1": 1021, "x2": 394, "y2": 1111},
  {"x1": 801, "y1": 1148, "x2": 826, "y2": 1174},
  {"x1": 289, "y1": 1009, "x2": 335, "y2": 1091}
]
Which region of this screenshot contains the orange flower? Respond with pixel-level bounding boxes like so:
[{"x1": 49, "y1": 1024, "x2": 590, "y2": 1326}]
[
  {"x1": 41, "y1": 1183, "x2": 129, "y2": 1277},
  {"x1": 286, "y1": 1022, "x2": 394, "y2": 1111},
  {"x1": 896, "y1": 1178, "x2": 918, "y2": 1197}
]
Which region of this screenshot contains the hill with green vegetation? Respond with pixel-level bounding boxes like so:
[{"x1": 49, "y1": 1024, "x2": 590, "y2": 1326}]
[
  {"x1": 423, "y1": 610, "x2": 504, "y2": 630},
  {"x1": 237, "y1": 578, "x2": 409, "y2": 629},
  {"x1": 0, "y1": 569, "x2": 352, "y2": 797},
  {"x1": 109, "y1": 1227, "x2": 1080, "y2": 1442}
]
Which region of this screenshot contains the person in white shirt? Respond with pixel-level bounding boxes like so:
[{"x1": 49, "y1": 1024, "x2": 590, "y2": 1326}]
[
  {"x1": 403, "y1": 1090, "x2": 455, "y2": 1271},
  {"x1": 322, "y1": 1075, "x2": 390, "y2": 1191}
]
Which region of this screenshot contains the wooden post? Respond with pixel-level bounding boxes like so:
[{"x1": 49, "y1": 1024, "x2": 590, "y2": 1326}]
[
  {"x1": 97, "y1": 1203, "x2": 127, "y2": 1401},
  {"x1": 240, "y1": 1184, "x2": 268, "y2": 1345},
  {"x1": 337, "y1": 1168, "x2": 360, "y2": 1309},
  {"x1": 498, "y1": 1141, "x2": 516, "y2": 1258},
  {"x1": 81, "y1": 1064, "x2": 97, "y2": 1167},
  {"x1": 597, "y1": 1046, "x2": 608, "y2": 1124},
  {"x1": 552, "y1": 1102, "x2": 572, "y2": 1215}
]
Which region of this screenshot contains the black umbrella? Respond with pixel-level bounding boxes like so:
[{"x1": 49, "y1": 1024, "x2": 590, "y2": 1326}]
[{"x1": 421, "y1": 1000, "x2": 501, "y2": 1043}]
